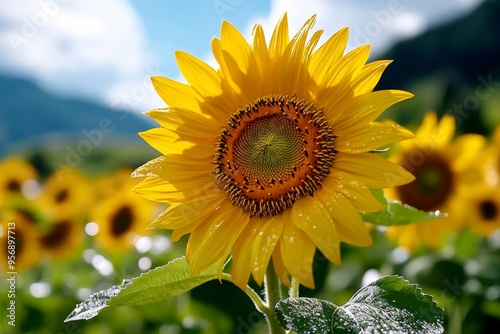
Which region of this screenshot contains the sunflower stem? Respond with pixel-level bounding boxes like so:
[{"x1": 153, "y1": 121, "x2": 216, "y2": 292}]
[
  {"x1": 263, "y1": 263, "x2": 286, "y2": 334},
  {"x1": 289, "y1": 277, "x2": 300, "y2": 298},
  {"x1": 244, "y1": 285, "x2": 267, "y2": 312}
]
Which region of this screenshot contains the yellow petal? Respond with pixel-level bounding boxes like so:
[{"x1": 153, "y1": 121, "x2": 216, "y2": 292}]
[
  {"x1": 220, "y1": 21, "x2": 251, "y2": 75},
  {"x1": 139, "y1": 128, "x2": 213, "y2": 159},
  {"x1": 132, "y1": 156, "x2": 166, "y2": 178},
  {"x1": 250, "y1": 216, "x2": 284, "y2": 285},
  {"x1": 415, "y1": 112, "x2": 438, "y2": 140},
  {"x1": 251, "y1": 24, "x2": 271, "y2": 90},
  {"x1": 134, "y1": 154, "x2": 212, "y2": 188},
  {"x1": 292, "y1": 196, "x2": 341, "y2": 265},
  {"x1": 335, "y1": 121, "x2": 414, "y2": 154},
  {"x1": 176, "y1": 50, "x2": 223, "y2": 98},
  {"x1": 231, "y1": 217, "x2": 265, "y2": 290},
  {"x1": 133, "y1": 177, "x2": 185, "y2": 203},
  {"x1": 323, "y1": 172, "x2": 385, "y2": 213},
  {"x1": 329, "y1": 90, "x2": 413, "y2": 131},
  {"x1": 147, "y1": 193, "x2": 224, "y2": 231},
  {"x1": 322, "y1": 44, "x2": 371, "y2": 89},
  {"x1": 352, "y1": 60, "x2": 393, "y2": 95},
  {"x1": 309, "y1": 27, "x2": 349, "y2": 86},
  {"x1": 434, "y1": 114, "x2": 456, "y2": 148},
  {"x1": 272, "y1": 245, "x2": 291, "y2": 287},
  {"x1": 151, "y1": 76, "x2": 202, "y2": 113},
  {"x1": 282, "y1": 15, "x2": 316, "y2": 93},
  {"x1": 279, "y1": 210, "x2": 316, "y2": 289},
  {"x1": 334, "y1": 152, "x2": 415, "y2": 188},
  {"x1": 449, "y1": 134, "x2": 486, "y2": 171},
  {"x1": 269, "y1": 13, "x2": 289, "y2": 60},
  {"x1": 188, "y1": 202, "x2": 248, "y2": 276},
  {"x1": 146, "y1": 108, "x2": 218, "y2": 137},
  {"x1": 316, "y1": 191, "x2": 372, "y2": 246}
]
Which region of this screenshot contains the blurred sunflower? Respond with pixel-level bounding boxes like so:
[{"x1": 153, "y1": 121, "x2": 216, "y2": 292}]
[
  {"x1": 0, "y1": 157, "x2": 39, "y2": 209},
  {"x1": 38, "y1": 216, "x2": 83, "y2": 260},
  {"x1": 481, "y1": 125, "x2": 500, "y2": 186},
  {"x1": 91, "y1": 168, "x2": 137, "y2": 200},
  {"x1": 133, "y1": 14, "x2": 415, "y2": 289},
  {"x1": 465, "y1": 184, "x2": 500, "y2": 236},
  {"x1": 386, "y1": 112, "x2": 485, "y2": 251},
  {"x1": 37, "y1": 167, "x2": 91, "y2": 220},
  {"x1": 91, "y1": 190, "x2": 155, "y2": 252},
  {"x1": 1, "y1": 209, "x2": 42, "y2": 271}
]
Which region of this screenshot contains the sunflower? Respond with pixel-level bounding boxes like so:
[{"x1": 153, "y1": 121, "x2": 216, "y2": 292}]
[
  {"x1": 133, "y1": 14, "x2": 415, "y2": 289},
  {"x1": 0, "y1": 209, "x2": 42, "y2": 271},
  {"x1": 385, "y1": 112, "x2": 486, "y2": 251},
  {"x1": 465, "y1": 184, "x2": 500, "y2": 236},
  {"x1": 36, "y1": 167, "x2": 91, "y2": 220},
  {"x1": 91, "y1": 190, "x2": 156, "y2": 252},
  {"x1": 38, "y1": 215, "x2": 84, "y2": 260},
  {"x1": 0, "y1": 157, "x2": 39, "y2": 210},
  {"x1": 91, "y1": 168, "x2": 138, "y2": 201}
]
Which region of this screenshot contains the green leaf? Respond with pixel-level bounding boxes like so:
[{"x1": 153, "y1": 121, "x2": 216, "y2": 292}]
[
  {"x1": 275, "y1": 275, "x2": 444, "y2": 334},
  {"x1": 275, "y1": 297, "x2": 338, "y2": 333},
  {"x1": 65, "y1": 257, "x2": 223, "y2": 322},
  {"x1": 362, "y1": 189, "x2": 440, "y2": 226}
]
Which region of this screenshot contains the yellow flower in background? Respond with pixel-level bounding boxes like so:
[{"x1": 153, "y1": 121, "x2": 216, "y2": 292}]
[
  {"x1": 39, "y1": 216, "x2": 83, "y2": 260},
  {"x1": 481, "y1": 125, "x2": 500, "y2": 186},
  {"x1": 133, "y1": 13, "x2": 415, "y2": 289},
  {"x1": 91, "y1": 190, "x2": 156, "y2": 252},
  {"x1": 92, "y1": 168, "x2": 138, "y2": 201},
  {"x1": 386, "y1": 112, "x2": 486, "y2": 251},
  {"x1": 0, "y1": 157, "x2": 39, "y2": 210},
  {"x1": 37, "y1": 167, "x2": 91, "y2": 220},
  {"x1": 1, "y1": 210, "x2": 42, "y2": 271},
  {"x1": 465, "y1": 184, "x2": 500, "y2": 236}
]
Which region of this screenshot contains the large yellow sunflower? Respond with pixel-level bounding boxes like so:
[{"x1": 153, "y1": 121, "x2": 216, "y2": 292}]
[
  {"x1": 133, "y1": 14, "x2": 415, "y2": 289},
  {"x1": 385, "y1": 112, "x2": 486, "y2": 251}
]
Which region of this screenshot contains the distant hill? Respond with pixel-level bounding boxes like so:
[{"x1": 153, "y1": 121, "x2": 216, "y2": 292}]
[
  {"x1": 375, "y1": 0, "x2": 500, "y2": 135},
  {"x1": 0, "y1": 75, "x2": 159, "y2": 174},
  {"x1": 378, "y1": 0, "x2": 500, "y2": 89}
]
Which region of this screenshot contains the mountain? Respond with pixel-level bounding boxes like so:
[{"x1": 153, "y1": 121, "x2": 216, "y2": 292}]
[
  {"x1": 378, "y1": 0, "x2": 500, "y2": 90},
  {"x1": 375, "y1": 0, "x2": 500, "y2": 135},
  {"x1": 0, "y1": 75, "x2": 158, "y2": 174}
]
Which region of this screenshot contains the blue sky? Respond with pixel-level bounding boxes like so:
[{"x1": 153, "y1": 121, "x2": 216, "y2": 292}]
[{"x1": 0, "y1": 0, "x2": 484, "y2": 113}]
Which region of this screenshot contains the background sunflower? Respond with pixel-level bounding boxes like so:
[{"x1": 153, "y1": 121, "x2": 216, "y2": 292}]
[{"x1": 385, "y1": 112, "x2": 486, "y2": 251}]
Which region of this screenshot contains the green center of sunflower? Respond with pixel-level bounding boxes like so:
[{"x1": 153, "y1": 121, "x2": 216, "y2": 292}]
[
  {"x1": 214, "y1": 94, "x2": 336, "y2": 218},
  {"x1": 233, "y1": 114, "x2": 305, "y2": 185},
  {"x1": 397, "y1": 151, "x2": 454, "y2": 212},
  {"x1": 480, "y1": 200, "x2": 497, "y2": 221}
]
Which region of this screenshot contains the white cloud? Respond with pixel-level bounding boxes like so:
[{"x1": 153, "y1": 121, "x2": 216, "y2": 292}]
[
  {"x1": 0, "y1": 0, "x2": 163, "y2": 112},
  {"x1": 243, "y1": 0, "x2": 483, "y2": 56}
]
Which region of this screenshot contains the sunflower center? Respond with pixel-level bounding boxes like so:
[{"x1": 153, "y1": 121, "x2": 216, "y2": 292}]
[
  {"x1": 480, "y1": 200, "x2": 497, "y2": 221},
  {"x1": 6, "y1": 179, "x2": 21, "y2": 192},
  {"x1": 55, "y1": 189, "x2": 69, "y2": 203},
  {"x1": 233, "y1": 113, "x2": 305, "y2": 185},
  {"x1": 40, "y1": 220, "x2": 72, "y2": 249},
  {"x1": 110, "y1": 205, "x2": 134, "y2": 237},
  {"x1": 214, "y1": 94, "x2": 336, "y2": 217},
  {"x1": 397, "y1": 151, "x2": 454, "y2": 212}
]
